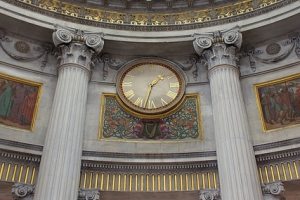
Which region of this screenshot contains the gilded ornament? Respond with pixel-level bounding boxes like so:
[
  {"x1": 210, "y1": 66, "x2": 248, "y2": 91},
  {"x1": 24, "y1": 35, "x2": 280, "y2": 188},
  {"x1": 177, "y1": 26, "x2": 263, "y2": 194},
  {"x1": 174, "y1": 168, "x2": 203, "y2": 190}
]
[
  {"x1": 14, "y1": 41, "x2": 30, "y2": 53},
  {"x1": 266, "y1": 43, "x2": 281, "y2": 55}
]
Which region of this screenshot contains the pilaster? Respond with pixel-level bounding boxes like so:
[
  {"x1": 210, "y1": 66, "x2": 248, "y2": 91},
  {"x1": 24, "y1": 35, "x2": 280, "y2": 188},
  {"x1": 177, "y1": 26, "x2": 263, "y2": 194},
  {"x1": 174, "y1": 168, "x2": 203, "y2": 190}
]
[
  {"x1": 33, "y1": 25, "x2": 104, "y2": 200},
  {"x1": 12, "y1": 183, "x2": 34, "y2": 200},
  {"x1": 193, "y1": 28, "x2": 263, "y2": 200}
]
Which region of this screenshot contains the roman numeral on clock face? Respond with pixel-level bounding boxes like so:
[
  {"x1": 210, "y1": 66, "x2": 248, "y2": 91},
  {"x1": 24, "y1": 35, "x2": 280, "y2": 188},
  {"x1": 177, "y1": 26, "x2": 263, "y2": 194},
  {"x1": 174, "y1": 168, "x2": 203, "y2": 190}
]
[
  {"x1": 122, "y1": 82, "x2": 132, "y2": 86},
  {"x1": 136, "y1": 67, "x2": 143, "y2": 73},
  {"x1": 167, "y1": 73, "x2": 176, "y2": 79},
  {"x1": 170, "y1": 82, "x2": 179, "y2": 88},
  {"x1": 124, "y1": 90, "x2": 135, "y2": 99},
  {"x1": 148, "y1": 65, "x2": 156, "y2": 71},
  {"x1": 161, "y1": 98, "x2": 168, "y2": 106},
  {"x1": 147, "y1": 100, "x2": 156, "y2": 109},
  {"x1": 166, "y1": 91, "x2": 177, "y2": 99},
  {"x1": 134, "y1": 97, "x2": 143, "y2": 107},
  {"x1": 126, "y1": 74, "x2": 135, "y2": 80}
]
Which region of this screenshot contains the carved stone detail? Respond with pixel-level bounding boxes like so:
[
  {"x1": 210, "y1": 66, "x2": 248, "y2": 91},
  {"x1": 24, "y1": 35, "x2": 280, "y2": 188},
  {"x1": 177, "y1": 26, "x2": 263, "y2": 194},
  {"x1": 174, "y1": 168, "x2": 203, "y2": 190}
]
[
  {"x1": 261, "y1": 181, "x2": 285, "y2": 200},
  {"x1": 193, "y1": 28, "x2": 242, "y2": 70},
  {"x1": 78, "y1": 189, "x2": 100, "y2": 200},
  {"x1": 266, "y1": 43, "x2": 281, "y2": 55},
  {"x1": 53, "y1": 25, "x2": 105, "y2": 73},
  {"x1": 199, "y1": 189, "x2": 221, "y2": 200},
  {"x1": 14, "y1": 41, "x2": 30, "y2": 53},
  {"x1": 100, "y1": 54, "x2": 123, "y2": 80},
  {"x1": 12, "y1": 183, "x2": 35, "y2": 200}
]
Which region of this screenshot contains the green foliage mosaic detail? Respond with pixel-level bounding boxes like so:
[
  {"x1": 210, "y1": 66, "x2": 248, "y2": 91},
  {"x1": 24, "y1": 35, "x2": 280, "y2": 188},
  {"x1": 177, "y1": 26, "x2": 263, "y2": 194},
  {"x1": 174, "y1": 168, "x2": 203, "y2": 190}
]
[{"x1": 101, "y1": 96, "x2": 201, "y2": 140}]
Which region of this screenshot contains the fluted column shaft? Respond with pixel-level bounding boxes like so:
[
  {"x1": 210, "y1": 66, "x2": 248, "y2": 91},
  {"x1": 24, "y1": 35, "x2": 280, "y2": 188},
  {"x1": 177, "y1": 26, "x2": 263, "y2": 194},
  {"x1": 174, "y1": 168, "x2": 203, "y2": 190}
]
[
  {"x1": 34, "y1": 26, "x2": 104, "y2": 200},
  {"x1": 194, "y1": 29, "x2": 263, "y2": 200}
]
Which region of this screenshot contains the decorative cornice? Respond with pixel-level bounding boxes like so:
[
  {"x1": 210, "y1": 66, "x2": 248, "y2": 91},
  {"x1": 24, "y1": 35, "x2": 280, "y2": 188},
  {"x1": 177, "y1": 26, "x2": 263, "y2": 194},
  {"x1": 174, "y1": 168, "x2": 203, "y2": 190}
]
[
  {"x1": 82, "y1": 150, "x2": 216, "y2": 159},
  {"x1": 254, "y1": 137, "x2": 300, "y2": 152},
  {"x1": 256, "y1": 148, "x2": 300, "y2": 163},
  {"x1": 1, "y1": 137, "x2": 300, "y2": 161},
  {"x1": 81, "y1": 160, "x2": 218, "y2": 172},
  {"x1": 0, "y1": 138, "x2": 43, "y2": 152},
  {"x1": 0, "y1": 0, "x2": 297, "y2": 31},
  {"x1": 0, "y1": 149, "x2": 41, "y2": 162}
]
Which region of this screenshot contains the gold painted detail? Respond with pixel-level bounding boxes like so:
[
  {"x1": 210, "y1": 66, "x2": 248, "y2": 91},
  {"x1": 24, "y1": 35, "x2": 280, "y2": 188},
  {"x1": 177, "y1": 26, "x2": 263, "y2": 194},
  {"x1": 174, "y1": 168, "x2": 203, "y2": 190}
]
[
  {"x1": 18, "y1": 0, "x2": 280, "y2": 27},
  {"x1": 99, "y1": 93, "x2": 203, "y2": 141},
  {"x1": 0, "y1": 162, "x2": 37, "y2": 184},
  {"x1": 258, "y1": 159, "x2": 300, "y2": 183},
  {"x1": 79, "y1": 170, "x2": 218, "y2": 191}
]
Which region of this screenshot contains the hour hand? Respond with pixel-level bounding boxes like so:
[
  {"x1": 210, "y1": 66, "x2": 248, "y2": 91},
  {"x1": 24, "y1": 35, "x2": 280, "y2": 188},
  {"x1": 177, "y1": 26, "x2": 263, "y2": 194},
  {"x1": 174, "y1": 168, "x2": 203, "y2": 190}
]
[{"x1": 150, "y1": 74, "x2": 165, "y2": 86}]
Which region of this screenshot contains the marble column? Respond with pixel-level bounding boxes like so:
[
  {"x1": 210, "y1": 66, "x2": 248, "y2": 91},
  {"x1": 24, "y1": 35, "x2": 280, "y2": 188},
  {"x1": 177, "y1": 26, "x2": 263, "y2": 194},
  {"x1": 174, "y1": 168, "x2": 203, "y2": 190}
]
[
  {"x1": 262, "y1": 182, "x2": 285, "y2": 200},
  {"x1": 34, "y1": 26, "x2": 104, "y2": 200},
  {"x1": 193, "y1": 28, "x2": 263, "y2": 200},
  {"x1": 12, "y1": 183, "x2": 34, "y2": 200}
]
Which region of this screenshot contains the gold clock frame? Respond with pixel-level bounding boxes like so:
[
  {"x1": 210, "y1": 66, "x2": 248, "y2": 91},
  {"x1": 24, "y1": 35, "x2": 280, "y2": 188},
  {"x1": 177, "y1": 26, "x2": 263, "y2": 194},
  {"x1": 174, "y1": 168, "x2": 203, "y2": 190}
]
[{"x1": 116, "y1": 58, "x2": 187, "y2": 115}]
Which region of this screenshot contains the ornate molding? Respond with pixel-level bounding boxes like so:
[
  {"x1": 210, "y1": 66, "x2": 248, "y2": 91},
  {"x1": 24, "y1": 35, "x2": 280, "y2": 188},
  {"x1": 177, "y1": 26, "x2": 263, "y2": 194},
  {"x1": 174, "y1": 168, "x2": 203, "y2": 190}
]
[
  {"x1": 53, "y1": 25, "x2": 105, "y2": 72},
  {"x1": 12, "y1": 183, "x2": 35, "y2": 200},
  {"x1": 193, "y1": 27, "x2": 242, "y2": 70},
  {"x1": 0, "y1": 149, "x2": 41, "y2": 162},
  {"x1": 82, "y1": 160, "x2": 218, "y2": 172},
  {"x1": 100, "y1": 54, "x2": 123, "y2": 80},
  {"x1": 242, "y1": 32, "x2": 300, "y2": 72},
  {"x1": 261, "y1": 181, "x2": 285, "y2": 200},
  {"x1": 199, "y1": 189, "x2": 221, "y2": 200},
  {"x1": 0, "y1": 138, "x2": 43, "y2": 152},
  {"x1": 256, "y1": 148, "x2": 300, "y2": 163},
  {"x1": 1, "y1": 0, "x2": 297, "y2": 31},
  {"x1": 0, "y1": 28, "x2": 54, "y2": 70},
  {"x1": 78, "y1": 189, "x2": 100, "y2": 200}
]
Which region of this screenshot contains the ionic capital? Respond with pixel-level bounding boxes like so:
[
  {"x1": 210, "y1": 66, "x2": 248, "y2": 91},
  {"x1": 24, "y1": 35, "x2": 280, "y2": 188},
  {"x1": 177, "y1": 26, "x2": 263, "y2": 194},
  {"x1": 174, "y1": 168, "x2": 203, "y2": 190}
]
[
  {"x1": 199, "y1": 189, "x2": 221, "y2": 200},
  {"x1": 261, "y1": 181, "x2": 285, "y2": 200},
  {"x1": 12, "y1": 183, "x2": 35, "y2": 200},
  {"x1": 52, "y1": 25, "x2": 105, "y2": 72},
  {"x1": 78, "y1": 189, "x2": 100, "y2": 200},
  {"x1": 193, "y1": 27, "x2": 242, "y2": 70}
]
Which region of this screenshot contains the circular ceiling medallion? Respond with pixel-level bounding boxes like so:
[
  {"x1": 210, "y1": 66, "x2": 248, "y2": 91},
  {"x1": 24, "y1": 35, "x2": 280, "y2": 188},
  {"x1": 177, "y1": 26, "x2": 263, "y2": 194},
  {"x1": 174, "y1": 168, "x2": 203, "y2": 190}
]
[
  {"x1": 14, "y1": 41, "x2": 30, "y2": 53},
  {"x1": 266, "y1": 43, "x2": 281, "y2": 55}
]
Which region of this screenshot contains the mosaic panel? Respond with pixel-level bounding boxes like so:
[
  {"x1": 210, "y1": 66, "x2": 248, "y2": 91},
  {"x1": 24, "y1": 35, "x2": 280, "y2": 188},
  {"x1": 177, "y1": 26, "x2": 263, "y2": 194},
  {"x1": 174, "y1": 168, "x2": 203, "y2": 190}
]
[{"x1": 99, "y1": 93, "x2": 203, "y2": 140}]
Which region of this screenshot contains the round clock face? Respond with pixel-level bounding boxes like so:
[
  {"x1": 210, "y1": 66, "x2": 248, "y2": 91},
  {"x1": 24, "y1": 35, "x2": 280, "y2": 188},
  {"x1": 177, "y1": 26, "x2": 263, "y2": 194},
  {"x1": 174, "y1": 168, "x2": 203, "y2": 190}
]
[{"x1": 117, "y1": 59, "x2": 186, "y2": 115}]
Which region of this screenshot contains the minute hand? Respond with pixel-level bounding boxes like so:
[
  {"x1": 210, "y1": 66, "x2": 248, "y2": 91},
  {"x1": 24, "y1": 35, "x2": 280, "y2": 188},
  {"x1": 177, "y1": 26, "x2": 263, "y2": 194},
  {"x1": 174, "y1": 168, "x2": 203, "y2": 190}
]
[{"x1": 143, "y1": 75, "x2": 165, "y2": 108}]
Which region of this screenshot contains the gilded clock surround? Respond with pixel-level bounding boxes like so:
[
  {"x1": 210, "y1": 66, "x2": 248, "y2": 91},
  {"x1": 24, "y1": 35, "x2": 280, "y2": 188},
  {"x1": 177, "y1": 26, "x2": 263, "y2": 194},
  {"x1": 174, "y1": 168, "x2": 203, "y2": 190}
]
[{"x1": 116, "y1": 58, "x2": 186, "y2": 115}]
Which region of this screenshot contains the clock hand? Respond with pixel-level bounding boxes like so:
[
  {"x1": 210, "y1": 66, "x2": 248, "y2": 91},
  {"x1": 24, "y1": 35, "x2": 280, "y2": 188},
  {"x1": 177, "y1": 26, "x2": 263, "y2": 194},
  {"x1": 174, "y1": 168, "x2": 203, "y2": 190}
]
[
  {"x1": 143, "y1": 84, "x2": 152, "y2": 108},
  {"x1": 143, "y1": 75, "x2": 165, "y2": 108},
  {"x1": 151, "y1": 74, "x2": 165, "y2": 86}
]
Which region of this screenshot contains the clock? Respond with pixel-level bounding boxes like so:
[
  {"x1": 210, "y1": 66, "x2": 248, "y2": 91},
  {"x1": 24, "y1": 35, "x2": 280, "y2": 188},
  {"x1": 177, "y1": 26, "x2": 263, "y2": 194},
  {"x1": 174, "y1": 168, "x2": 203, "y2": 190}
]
[{"x1": 116, "y1": 58, "x2": 186, "y2": 115}]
